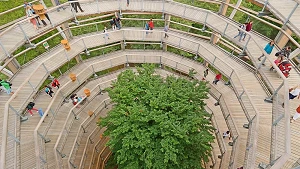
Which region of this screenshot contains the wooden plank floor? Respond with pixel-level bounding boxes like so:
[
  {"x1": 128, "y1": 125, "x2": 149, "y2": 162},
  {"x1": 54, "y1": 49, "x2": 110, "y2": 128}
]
[
  {"x1": 0, "y1": 0, "x2": 299, "y2": 167},
  {"x1": 255, "y1": 0, "x2": 300, "y2": 36}
]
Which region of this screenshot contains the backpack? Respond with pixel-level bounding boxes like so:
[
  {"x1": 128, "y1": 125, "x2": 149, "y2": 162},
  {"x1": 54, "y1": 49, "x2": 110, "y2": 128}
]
[{"x1": 27, "y1": 102, "x2": 35, "y2": 109}]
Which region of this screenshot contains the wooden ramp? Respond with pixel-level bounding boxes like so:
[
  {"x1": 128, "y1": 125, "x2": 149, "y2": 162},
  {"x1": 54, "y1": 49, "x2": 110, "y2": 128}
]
[
  {"x1": 254, "y1": 0, "x2": 300, "y2": 36},
  {"x1": 0, "y1": 1, "x2": 299, "y2": 168}
]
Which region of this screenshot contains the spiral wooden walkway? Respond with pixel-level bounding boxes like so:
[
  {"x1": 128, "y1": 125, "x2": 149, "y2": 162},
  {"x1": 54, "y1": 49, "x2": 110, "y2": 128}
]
[{"x1": 0, "y1": 0, "x2": 300, "y2": 168}]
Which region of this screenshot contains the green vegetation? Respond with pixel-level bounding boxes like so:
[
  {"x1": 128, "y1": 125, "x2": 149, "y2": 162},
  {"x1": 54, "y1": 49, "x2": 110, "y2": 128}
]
[{"x1": 99, "y1": 64, "x2": 214, "y2": 169}]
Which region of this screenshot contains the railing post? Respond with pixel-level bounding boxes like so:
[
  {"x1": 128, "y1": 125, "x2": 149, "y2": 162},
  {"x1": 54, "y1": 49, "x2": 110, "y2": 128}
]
[
  {"x1": 69, "y1": 161, "x2": 77, "y2": 168},
  {"x1": 261, "y1": 0, "x2": 269, "y2": 12},
  {"x1": 72, "y1": 110, "x2": 79, "y2": 120},
  {"x1": 56, "y1": 148, "x2": 66, "y2": 158},
  {"x1": 212, "y1": 56, "x2": 217, "y2": 65},
  {"x1": 264, "y1": 81, "x2": 284, "y2": 103},
  {"x1": 225, "y1": 70, "x2": 233, "y2": 85},
  {"x1": 283, "y1": 2, "x2": 299, "y2": 25},
  {"x1": 7, "y1": 132, "x2": 20, "y2": 144},
  {"x1": 126, "y1": 55, "x2": 129, "y2": 67},
  {"x1": 81, "y1": 125, "x2": 86, "y2": 133},
  {"x1": 37, "y1": 131, "x2": 51, "y2": 143},
  {"x1": 18, "y1": 23, "x2": 33, "y2": 46},
  {"x1": 222, "y1": 23, "x2": 229, "y2": 36},
  {"x1": 162, "y1": 0, "x2": 165, "y2": 19},
  {"x1": 28, "y1": 80, "x2": 36, "y2": 92},
  {"x1": 242, "y1": 36, "x2": 250, "y2": 53},
  {"x1": 182, "y1": 6, "x2": 186, "y2": 17},
  {"x1": 63, "y1": 50, "x2": 69, "y2": 61},
  {"x1": 42, "y1": 63, "x2": 50, "y2": 75},
  {"x1": 91, "y1": 65, "x2": 97, "y2": 76},
  {"x1": 238, "y1": 90, "x2": 245, "y2": 99},
  {"x1": 82, "y1": 39, "x2": 89, "y2": 55},
  {"x1": 0, "y1": 40, "x2": 10, "y2": 57},
  {"x1": 96, "y1": 0, "x2": 100, "y2": 13}
]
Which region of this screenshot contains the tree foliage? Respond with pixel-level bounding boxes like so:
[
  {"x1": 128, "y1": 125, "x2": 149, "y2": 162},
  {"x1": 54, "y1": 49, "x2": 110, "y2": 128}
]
[{"x1": 98, "y1": 64, "x2": 215, "y2": 169}]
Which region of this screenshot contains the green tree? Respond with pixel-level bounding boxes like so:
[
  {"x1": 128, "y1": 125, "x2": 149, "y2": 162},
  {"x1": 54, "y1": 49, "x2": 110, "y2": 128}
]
[{"x1": 99, "y1": 64, "x2": 215, "y2": 169}]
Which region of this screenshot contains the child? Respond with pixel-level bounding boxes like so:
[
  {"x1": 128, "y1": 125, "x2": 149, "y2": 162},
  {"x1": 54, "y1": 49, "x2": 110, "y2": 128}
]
[{"x1": 103, "y1": 27, "x2": 110, "y2": 39}]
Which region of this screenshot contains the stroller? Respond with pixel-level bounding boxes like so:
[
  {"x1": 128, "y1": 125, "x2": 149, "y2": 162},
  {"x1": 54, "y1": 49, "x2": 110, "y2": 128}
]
[{"x1": 278, "y1": 60, "x2": 292, "y2": 78}]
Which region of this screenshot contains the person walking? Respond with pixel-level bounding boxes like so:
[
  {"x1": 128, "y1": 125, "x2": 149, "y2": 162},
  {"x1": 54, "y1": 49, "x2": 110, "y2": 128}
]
[
  {"x1": 223, "y1": 131, "x2": 231, "y2": 139},
  {"x1": 103, "y1": 27, "x2": 110, "y2": 39},
  {"x1": 127, "y1": 0, "x2": 129, "y2": 7},
  {"x1": 0, "y1": 79, "x2": 14, "y2": 95},
  {"x1": 258, "y1": 40, "x2": 275, "y2": 66},
  {"x1": 145, "y1": 21, "x2": 149, "y2": 35},
  {"x1": 291, "y1": 105, "x2": 300, "y2": 123},
  {"x1": 38, "y1": 108, "x2": 48, "y2": 122},
  {"x1": 52, "y1": 78, "x2": 60, "y2": 89},
  {"x1": 25, "y1": 5, "x2": 39, "y2": 30},
  {"x1": 243, "y1": 21, "x2": 253, "y2": 41},
  {"x1": 202, "y1": 69, "x2": 209, "y2": 80},
  {"x1": 164, "y1": 25, "x2": 169, "y2": 38},
  {"x1": 110, "y1": 18, "x2": 116, "y2": 30},
  {"x1": 26, "y1": 102, "x2": 38, "y2": 116},
  {"x1": 68, "y1": 0, "x2": 84, "y2": 13},
  {"x1": 282, "y1": 84, "x2": 300, "y2": 108},
  {"x1": 213, "y1": 73, "x2": 222, "y2": 85},
  {"x1": 45, "y1": 85, "x2": 54, "y2": 98},
  {"x1": 149, "y1": 18, "x2": 154, "y2": 32},
  {"x1": 234, "y1": 23, "x2": 245, "y2": 42},
  {"x1": 39, "y1": 2, "x2": 52, "y2": 25},
  {"x1": 115, "y1": 16, "x2": 121, "y2": 29}
]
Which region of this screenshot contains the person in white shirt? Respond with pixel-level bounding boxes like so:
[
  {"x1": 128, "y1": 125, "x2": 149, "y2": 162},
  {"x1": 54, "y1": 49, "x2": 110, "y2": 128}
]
[{"x1": 282, "y1": 84, "x2": 300, "y2": 108}]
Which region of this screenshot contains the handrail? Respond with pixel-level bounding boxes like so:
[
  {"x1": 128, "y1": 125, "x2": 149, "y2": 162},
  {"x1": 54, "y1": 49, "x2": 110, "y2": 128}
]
[
  {"x1": 0, "y1": 28, "x2": 272, "y2": 168},
  {"x1": 53, "y1": 82, "x2": 112, "y2": 167},
  {"x1": 30, "y1": 47, "x2": 256, "y2": 168},
  {"x1": 68, "y1": 98, "x2": 111, "y2": 169},
  {"x1": 0, "y1": 1, "x2": 292, "y2": 166},
  {"x1": 0, "y1": 0, "x2": 40, "y2": 16},
  {"x1": 1, "y1": 0, "x2": 299, "y2": 64}
]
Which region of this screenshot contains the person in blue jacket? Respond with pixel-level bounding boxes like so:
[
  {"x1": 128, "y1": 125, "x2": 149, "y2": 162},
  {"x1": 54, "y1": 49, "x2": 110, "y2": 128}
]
[{"x1": 258, "y1": 40, "x2": 275, "y2": 66}]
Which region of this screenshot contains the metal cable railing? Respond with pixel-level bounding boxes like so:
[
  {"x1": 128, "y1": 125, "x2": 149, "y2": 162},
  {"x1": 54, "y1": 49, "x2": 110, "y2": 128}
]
[
  {"x1": 68, "y1": 98, "x2": 111, "y2": 169},
  {"x1": 0, "y1": 2, "x2": 292, "y2": 167},
  {"x1": 0, "y1": 29, "x2": 262, "y2": 168}
]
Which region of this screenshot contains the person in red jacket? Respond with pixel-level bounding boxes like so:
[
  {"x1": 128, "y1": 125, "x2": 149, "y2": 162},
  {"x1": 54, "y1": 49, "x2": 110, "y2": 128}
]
[
  {"x1": 243, "y1": 21, "x2": 253, "y2": 41},
  {"x1": 52, "y1": 78, "x2": 60, "y2": 89},
  {"x1": 149, "y1": 18, "x2": 154, "y2": 32},
  {"x1": 213, "y1": 73, "x2": 222, "y2": 85}
]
